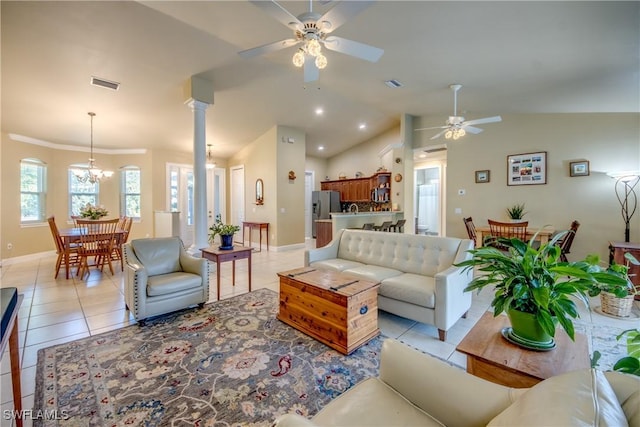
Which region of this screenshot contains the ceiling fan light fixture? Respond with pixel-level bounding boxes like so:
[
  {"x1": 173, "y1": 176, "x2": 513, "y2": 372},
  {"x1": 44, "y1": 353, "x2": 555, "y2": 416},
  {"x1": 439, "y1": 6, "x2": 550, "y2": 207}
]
[
  {"x1": 292, "y1": 50, "x2": 305, "y2": 67},
  {"x1": 315, "y1": 53, "x2": 327, "y2": 69},
  {"x1": 445, "y1": 130, "x2": 453, "y2": 139},
  {"x1": 306, "y1": 38, "x2": 322, "y2": 57}
]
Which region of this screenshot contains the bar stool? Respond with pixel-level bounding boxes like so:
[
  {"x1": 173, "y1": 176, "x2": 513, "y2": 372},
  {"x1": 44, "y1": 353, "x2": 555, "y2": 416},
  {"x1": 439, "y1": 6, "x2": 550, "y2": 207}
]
[
  {"x1": 389, "y1": 219, "x2": 406, "y2": 233},
  {"x1": 373, "y1": 221, "x2": 392, "y2": 232},
  {"x1": 362, "y1": 223, "x2": 374, "y2": 230}
]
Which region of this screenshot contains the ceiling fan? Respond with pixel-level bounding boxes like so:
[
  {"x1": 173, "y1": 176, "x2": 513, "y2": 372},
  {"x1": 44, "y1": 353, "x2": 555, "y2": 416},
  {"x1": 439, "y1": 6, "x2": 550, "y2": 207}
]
[
  {"x1": 239, "y1": 0, "x2": 384, "y2": 83},
  {"x1": 415, "y1": 84, "x2": 502, "y2": 140}
]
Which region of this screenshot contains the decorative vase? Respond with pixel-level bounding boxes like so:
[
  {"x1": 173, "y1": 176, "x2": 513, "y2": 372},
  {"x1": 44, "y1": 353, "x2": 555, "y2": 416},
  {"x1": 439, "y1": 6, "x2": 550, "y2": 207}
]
[
  {"x1": 504, "y1": 308, "x2": 556, "y2": 350},
  {"x1": 219, "y1": 234, "x2": 234, "y2": 250}
]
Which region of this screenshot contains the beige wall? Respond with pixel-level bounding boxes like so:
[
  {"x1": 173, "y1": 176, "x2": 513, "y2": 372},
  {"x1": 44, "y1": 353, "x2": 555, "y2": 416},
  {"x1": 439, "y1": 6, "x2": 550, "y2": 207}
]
[
  {"x1": 442, "y1": 113, "x2": 639, "y2": 262},
  {"x1": 305, "y1": 156, "x2": 328, "y2": 190},
  {"x1": 325, "y1": 126, "x2": 400, "y2": 180},
  {"x1": 229, "y1": 125, "x2": 306, "y2": 248}
]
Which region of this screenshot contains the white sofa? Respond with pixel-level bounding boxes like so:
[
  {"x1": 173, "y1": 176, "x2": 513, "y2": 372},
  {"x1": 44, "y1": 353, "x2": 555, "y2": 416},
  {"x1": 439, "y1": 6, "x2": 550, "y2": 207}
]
[
  {"x1": 274, "y1": 339, "x2": 640, "y2": 427},
  {"x1": 305, "y1": 229, "x2": 474, "y2": 341}
]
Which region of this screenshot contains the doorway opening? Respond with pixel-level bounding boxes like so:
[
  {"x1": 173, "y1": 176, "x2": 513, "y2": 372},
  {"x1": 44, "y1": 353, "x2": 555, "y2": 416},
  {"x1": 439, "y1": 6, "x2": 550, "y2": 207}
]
[{"x1": 414, "y1": 147, "x2": 447, "y2": 236}]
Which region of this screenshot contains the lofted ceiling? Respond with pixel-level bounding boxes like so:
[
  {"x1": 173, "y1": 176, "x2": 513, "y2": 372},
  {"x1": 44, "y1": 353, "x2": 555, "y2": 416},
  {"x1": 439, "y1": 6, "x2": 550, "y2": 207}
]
[{"x1": 2, "y1": 1, "x2": 638, "y2": 160}]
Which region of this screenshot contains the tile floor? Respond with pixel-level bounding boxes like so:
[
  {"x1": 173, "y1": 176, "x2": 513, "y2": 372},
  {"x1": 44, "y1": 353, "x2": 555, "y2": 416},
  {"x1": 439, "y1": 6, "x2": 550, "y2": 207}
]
[{"x1": 1, "y1": 240, "x2": 638, "y2": 426}]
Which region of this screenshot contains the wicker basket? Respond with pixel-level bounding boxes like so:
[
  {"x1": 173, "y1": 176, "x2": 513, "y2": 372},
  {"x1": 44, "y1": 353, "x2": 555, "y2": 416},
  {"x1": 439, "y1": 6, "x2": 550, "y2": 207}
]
[{"x1": 600, "y1": 292, "x2": 634, "y2": 317}]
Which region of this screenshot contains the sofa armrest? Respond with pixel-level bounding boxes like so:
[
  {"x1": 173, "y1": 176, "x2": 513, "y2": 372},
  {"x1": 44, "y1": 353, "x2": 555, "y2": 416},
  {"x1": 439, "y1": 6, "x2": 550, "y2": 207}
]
[
  {"x1": 433, "y1": 265, "x2": 473, "y2": 330},
  {"x1": 304, "y1": 229, "x2": 344, "y2": 266},
  {"x1": 272, "y1": 414, "x2": 318, "y2": 427},
  {"x1": 380, "y1": 339, "x2": 517, "y2": 427},
  {"x1": 179, "y1": 246, "x2": 209, "y2": 294},
  {"x1": 123, "y1": 243, "x2": 149, "y2": 319}
]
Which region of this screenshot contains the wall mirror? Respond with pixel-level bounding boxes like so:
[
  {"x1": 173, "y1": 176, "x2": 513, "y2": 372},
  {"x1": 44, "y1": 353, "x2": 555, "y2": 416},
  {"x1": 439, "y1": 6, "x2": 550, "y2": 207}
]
[{"x1": 255, "y1": 178, "x2": 264, "y2": 205}]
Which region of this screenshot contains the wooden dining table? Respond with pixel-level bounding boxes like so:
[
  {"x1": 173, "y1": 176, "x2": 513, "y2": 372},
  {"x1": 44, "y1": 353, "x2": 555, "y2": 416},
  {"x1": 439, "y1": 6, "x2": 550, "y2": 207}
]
[
  {"x1": 58, "y1": 227, "x2": 126, "y2": 279},
  {"x1": 475, "y1": 225, "x2": 555, "y2": 248}
]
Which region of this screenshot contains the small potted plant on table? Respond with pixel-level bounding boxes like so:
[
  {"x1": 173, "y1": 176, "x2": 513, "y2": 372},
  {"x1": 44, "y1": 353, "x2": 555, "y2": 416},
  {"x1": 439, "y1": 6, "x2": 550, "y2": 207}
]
[
  {"x1": 456, "y1": 232, "x2": 627, "y2": 350},
  {"x1": 208, "y1": 214, "x2": 240, "y2": 250},
  {"x1": 506, "y1": 203, "x2": 527, "y2": 222}
]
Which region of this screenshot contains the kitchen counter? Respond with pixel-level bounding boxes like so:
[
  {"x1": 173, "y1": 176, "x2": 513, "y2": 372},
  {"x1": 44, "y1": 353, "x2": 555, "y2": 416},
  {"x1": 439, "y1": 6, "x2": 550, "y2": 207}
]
[{"x1": 330, "y1": 211, "x2": 404, "y2": 235}]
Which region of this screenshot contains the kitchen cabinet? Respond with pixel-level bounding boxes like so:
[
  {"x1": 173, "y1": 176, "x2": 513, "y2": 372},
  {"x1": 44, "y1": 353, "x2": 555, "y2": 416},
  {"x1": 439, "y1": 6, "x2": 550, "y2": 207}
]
[{"x1": 320, "y1": 172, "x2": 391, "y2": 203}]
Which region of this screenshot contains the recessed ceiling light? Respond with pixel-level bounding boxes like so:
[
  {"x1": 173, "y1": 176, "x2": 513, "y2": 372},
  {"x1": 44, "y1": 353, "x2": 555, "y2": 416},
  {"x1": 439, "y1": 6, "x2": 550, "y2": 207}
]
[
  {"x1": 418, "y1": 153, "x2": 427, "y2": 158},
  {"x1": 318, "y1": 146, "x2": 325, "y2": 151},
  {"x1": 315, "y1": 108, "x2": 324, "y2": 115},
  {"x1": 359, "y1": 123, "x2": 366, "y2": 130}
]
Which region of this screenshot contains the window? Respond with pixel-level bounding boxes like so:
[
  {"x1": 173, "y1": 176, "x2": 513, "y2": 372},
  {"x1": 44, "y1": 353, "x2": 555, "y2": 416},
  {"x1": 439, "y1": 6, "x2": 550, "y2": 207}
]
[
  {"x1": 21, "y1": 158, "x2": 47, "y2": 223},
  {"x1": 120, "y1": 167, "x2": 141, "y2": 218},
  {"x1": 69, "y1": 167, "x2": 99, "y2": 216}
]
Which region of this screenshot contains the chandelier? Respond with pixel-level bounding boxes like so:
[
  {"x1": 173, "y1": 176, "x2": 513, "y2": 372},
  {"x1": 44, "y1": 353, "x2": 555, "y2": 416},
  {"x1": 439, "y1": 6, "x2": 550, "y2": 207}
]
[
  {"x1": 445, "y1": 128, "x2": 466, "y2": 140},
  {"x1": 73, "y1": 112, "x2": 113, "y2": 184},
  {"x1": 206, "y1": 144, "x2": 216, "y2": 170},
  {"x1": 292, "y1": 36, "x2": 327, "y2": 70}
]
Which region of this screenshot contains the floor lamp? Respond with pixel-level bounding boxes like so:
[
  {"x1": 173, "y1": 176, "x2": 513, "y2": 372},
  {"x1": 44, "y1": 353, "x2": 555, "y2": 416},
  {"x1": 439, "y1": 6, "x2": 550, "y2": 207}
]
[{"x1": 609, "y1": 172, "x2": 640, "y2": 242}]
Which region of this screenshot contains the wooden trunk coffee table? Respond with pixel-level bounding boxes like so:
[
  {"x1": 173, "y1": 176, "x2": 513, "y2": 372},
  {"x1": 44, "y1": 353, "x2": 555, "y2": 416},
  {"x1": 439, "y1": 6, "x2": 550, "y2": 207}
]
[
  {"x1": 456, "y1": 311, "x2": 589, "y2": 388},
  {"x1": 277, "y1": 268, "x2": 380, "y2": 355}
]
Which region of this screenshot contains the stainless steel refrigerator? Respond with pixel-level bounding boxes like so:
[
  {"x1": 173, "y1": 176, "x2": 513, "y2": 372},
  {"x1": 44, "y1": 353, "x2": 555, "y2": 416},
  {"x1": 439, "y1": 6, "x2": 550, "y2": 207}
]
[{"x1": 311, "y1": 191, "x2": 341, "y2": 238}]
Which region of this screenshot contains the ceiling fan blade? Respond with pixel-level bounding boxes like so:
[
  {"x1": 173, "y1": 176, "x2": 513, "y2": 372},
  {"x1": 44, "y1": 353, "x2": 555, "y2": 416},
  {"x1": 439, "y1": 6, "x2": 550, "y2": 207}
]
[
  {"x1": 414, "y1": 125, "x2": 448, "y2": 132},
  {"x1": 463, "y1": 116, "x2": 502, "y2": 126},
  {"x1": 463, "y1": 126, "x2": 484, "y2": 134},
  {"x1": 304, "y1": 55, "x2": 319, "y2": 83},
  {"x1": 323, "y1": 36, "x2": 384, "y2": 62},
  {"x1": 430, "y1": 129, "x2": 450, "y2": 140},
  {"x1": 238, "y1": 38, "x2": 299, "y2": 58},
  {"x1": 317, "y1": 1, "x2": 374, "y2": 34},
  {"x1": 249, "y1": 0, "x2": 303, "y2": 31}
]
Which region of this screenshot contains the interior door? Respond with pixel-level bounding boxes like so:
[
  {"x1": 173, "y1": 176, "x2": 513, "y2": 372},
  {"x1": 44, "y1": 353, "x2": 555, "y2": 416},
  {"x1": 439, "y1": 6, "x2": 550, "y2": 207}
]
[
  {"x1": 305, "y1": 171, "x2": 314, "y2": 239},
  {"x1": 167, "y1": 163, "x2": 194, "y2": 247},
  {"x1": 206, "y1": 167, "x2": 226, "y2": 230},
  {"x1": 414, "y1": 164, "x2": 444, "y2": 236},
  {"x1": 230, "y1": 165, "x2": 245, "y2": 243}
]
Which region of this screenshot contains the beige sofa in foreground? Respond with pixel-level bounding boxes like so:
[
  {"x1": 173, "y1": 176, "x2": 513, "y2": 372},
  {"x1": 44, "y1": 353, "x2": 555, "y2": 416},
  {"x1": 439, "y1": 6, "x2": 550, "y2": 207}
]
[
  {"x1": 274, "y1": 339, "x2": 640, "y2": 427},
  {"x1": 305, "y1": 229, "x2": 474, "y2": 341}
]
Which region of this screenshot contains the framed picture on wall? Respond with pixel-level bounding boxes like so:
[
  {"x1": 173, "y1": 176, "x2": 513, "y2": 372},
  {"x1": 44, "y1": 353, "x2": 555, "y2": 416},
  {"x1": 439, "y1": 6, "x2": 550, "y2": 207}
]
[
  {"x1": 507, "y1": 151, "x2": 547, "y2": 186},
  {"x1": 475, "y1": 170, "x2": 490, "y2": 183},
  {"x1": 569, "y1": 160, "x2": 589, "y2": 177}
]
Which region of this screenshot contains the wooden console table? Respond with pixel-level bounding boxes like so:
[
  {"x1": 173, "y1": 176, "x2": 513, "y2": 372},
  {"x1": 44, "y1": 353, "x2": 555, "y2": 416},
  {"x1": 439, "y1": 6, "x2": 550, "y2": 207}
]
[
  {"x1": 201, "y1": 246, "x2": 252, "y2": 301},
  {"x1": 242, "y1": 221, "x2": 269, "y2": 252},
  {"x1": 1, "y1": 288, "x2": 23, "y2": 427},
  {"x1": 456, "y1": 311, "x2": 589, "y2": 388}
]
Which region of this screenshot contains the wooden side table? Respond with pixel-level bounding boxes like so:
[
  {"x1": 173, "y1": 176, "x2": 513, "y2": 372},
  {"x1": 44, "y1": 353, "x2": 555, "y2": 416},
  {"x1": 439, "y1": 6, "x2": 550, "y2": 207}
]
[
  {"x1": 1, "y1": 288, "x2": 23, "y2": 427},
  {"x1": 201, "y1": 246, "x2": 252, "y2": 300},
  {"x1": 456, "y1": 312, "x2": 589, "y2": 388},
  {"x1": 242, "y1": 222, "x2": 269, "y2": 252}
]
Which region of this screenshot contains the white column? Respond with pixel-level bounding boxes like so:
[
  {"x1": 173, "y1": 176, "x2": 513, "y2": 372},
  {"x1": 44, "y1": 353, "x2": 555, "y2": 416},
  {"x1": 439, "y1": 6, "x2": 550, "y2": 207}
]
[{"x1": 187, "y1": 99, "x2": 210, "y2": 252}]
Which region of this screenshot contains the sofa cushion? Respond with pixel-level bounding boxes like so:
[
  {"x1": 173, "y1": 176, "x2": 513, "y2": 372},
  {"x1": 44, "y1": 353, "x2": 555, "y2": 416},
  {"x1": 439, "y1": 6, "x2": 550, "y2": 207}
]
[
  {"x1": 380, "y1": 273, "x2": 436, "y2": 308},
  {"x1": 312, "y1": 377, "x2": 445, "y2": 427},
  {"x1": 488, "y1": 369, "x2": 628, "y2": 427},
  {"x1": 310, "y1": 258, "x2": 365, "y2": 272},
  {"x1": 342, "y1": 265, "x2": 403, "y2": 283},
  {"x1": 623, "y1": 390, "x2": 640, "y2": 427},
  {"x1": 147, "y1": 272, "x2": 202, "y2": 297},
  {"x1": 131, "y1": 238, "x2": 182, "y2": 276}
]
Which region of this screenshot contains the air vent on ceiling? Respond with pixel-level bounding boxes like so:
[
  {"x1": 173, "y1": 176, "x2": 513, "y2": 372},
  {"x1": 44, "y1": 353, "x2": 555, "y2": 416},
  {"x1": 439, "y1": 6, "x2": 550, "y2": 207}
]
[
  {"x1": 424, "y1": 147, "x2": 447, "y2": 154},
  {"x1": 90, "y1": 76, "x2": 120, "y2": 91},
  {"x1": 384, "y1": 79, "x2": 403, "y2": 88}
]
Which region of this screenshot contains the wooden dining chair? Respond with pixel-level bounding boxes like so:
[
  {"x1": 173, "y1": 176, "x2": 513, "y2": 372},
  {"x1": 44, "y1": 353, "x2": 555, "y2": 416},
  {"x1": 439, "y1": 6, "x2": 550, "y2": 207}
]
[
  {"x1": 70, "y1": 215, "x2": 81, "y2": 227},
  {"x1": 463, "y1": 217, "x2": 477, "y2": 245},
  {"x1": 47, "y1": 216, "x2": 80, "y2": 279},
  {"x1": 556, "y1": 220, "x2": 580, "y2": 262},
  {"x1": 110, "y1": 216, "x2": 133, "y2": 270},
  {"x1": 487, "y1": 219, "x2": 529, "y2": 250},
  {"x1": 76, "y1": 218, "x2": 119, "y2": 278}
]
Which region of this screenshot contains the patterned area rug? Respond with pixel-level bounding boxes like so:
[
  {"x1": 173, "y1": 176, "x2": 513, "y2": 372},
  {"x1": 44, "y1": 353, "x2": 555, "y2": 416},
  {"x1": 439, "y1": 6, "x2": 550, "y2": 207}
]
[{"x1": 34, "y1": 288, "x2": 382, "y2": 426}]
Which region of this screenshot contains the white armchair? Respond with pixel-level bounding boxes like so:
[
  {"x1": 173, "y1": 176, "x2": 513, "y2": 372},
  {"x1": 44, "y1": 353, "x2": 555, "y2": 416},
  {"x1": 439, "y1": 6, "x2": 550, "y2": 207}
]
[{"x1": 123, "y1": 237, "x2": 209, "y2": 325}]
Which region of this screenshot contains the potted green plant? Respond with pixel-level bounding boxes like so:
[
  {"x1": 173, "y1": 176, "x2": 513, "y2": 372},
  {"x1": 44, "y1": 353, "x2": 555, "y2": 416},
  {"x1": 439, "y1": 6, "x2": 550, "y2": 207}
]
[
  {"x1": 208, "y1": 214, "x2": 240, "y2": 250},
  {"x1": 592, "y1": 328, "x2": 640, "y2": 376},
  {"x1": 506, "y1": 203, "x2": 527, "y2": 222},
  {"x1": 79, "y1": 203, "x2": 109, "y2": 220},
  {"x1": 587, "y1": 252, "x2": 639, "y2": 318},
  {"x1": 456, "y1": 232, "x2": 628, "y2": 349}
]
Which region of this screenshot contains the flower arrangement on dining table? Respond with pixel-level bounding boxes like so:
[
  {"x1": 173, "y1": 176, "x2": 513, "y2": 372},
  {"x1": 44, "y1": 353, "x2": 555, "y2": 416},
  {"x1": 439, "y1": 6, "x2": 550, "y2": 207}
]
[{"x1": 79, "y1": 203, "x2": 109, "y2": 220}]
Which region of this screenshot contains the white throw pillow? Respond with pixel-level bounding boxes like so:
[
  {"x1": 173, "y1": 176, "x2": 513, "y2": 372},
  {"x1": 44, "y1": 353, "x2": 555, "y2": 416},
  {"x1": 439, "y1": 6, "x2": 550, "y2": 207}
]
[{"x1": 488, "y1": 369, "x2": 628, "y2": 427}]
